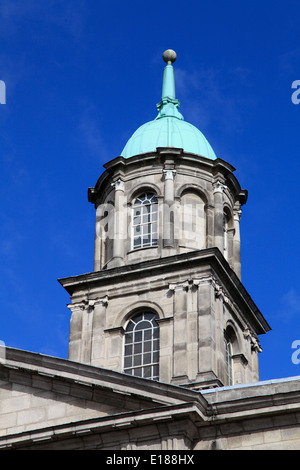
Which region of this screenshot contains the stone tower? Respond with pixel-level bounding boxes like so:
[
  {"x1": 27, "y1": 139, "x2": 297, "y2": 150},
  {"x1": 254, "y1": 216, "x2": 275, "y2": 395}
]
[{"x1": 59, "y1": 50, "x2": 270, "y2": 390}]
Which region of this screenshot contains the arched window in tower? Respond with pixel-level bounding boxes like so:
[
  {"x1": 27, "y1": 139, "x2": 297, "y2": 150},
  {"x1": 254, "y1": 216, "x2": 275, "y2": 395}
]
[
  {"x1": 179, "y1": 190, "x2": 206, "y2": 250},
  {"x1": 124, "y1": 312, "x2": 160, "y2": 380},
  {"x1": 132, "y1": 193, "x2": 158, "y2": 250},
  {"x1": 224, "y1": 333, "x2": 233, "y2": 386}
]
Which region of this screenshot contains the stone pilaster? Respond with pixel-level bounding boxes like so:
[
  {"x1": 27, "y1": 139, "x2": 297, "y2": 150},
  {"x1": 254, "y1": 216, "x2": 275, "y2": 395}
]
[
  {"x1": 67, "y1": 302, "x2": 85, "y2": 362},
  {"x1": 80, "y1": 302, "x2": 94, "y2": 364},
  {"x1": 193, "y1": 276, "x2": 218, "y2": 386},
  {"x1": 90, "y1": 297, "x2": 109, "y2": 367},
  {"x1": 94, "y1": 200, "x2": 115, "y2": 271},
  {"x1": 243, "y1": 328, "x2": 262, "y2": 383},
  {"x1": 94, "y1": 208, "x2": 101, "y2": 272},
  {"x1": 205, "y1": 204, "x2": 215, "y2": 248},
  {"x1": 213, "y1": 181, "x2": 226, "y2": 252},
  {"x1": 169, "y1": 281, "x2": 189, "y2": 382},
  {"x1": 233, "y1": 208, "x2": 242, "y2": 279},
  {"x1": 68, "y1": 297, "x2": 109, "y2": 366},
  {"x1": 111, "y1": 178, "x2": 126, "y2": 267},
  {"x1": 163, "y1": 169, "x2": 176, "y2": 248},
  {"x1": 156, "y1": 316, "x2": 174, "y2": 383},
  {"x1": 103, "y1": 326, "x2": 125, "y2": 373}
]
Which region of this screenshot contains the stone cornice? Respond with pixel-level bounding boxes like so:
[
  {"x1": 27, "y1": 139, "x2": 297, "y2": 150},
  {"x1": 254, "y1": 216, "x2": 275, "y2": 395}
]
[
  {"x1": 88, "y1": 149, "x2": 247, "y2": 206},
  {"x1": 58, "y1": 248, "x2": 271, "y2": 335}
]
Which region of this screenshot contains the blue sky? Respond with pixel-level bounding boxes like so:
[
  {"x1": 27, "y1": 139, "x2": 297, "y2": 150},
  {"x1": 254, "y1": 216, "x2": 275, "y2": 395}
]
[{"x1": 0, "y1": 0, "x2": 299, "y2": 382}]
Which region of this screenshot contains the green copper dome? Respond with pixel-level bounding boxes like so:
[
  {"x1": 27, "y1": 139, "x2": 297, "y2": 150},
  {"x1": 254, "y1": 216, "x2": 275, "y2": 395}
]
[{"x1": 121, "y1": 50, "x2": 216, "y2": 160}]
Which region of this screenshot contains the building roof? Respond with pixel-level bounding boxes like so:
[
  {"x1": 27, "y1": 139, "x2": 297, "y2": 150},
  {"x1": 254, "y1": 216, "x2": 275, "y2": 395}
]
[
  {"x1": 121, "y1": 50, "x2": 216, "y2": 160},
  {"x1": 1, "y1": 347, "x2": 300, "y2": 450}
]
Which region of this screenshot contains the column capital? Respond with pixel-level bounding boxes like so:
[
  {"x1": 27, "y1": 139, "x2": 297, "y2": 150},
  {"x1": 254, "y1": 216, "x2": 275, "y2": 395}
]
[
  {"x1": 234, "y1": 209, "x2": 242, "y2": 222},
  {"x1": 89, "y1": 296, "x2": 109, "y2": 308},
  {"x1": 111, "y1": 178, "x2": 125, "y2": 191},
  {"x1": 163, "y1": 169, "x2": 176, "y2": 181},
  {"x1": 168, "y1": 280, "x2": 189, "y2": 291},
  {"x1": 67, "y1": 301, "x2": 86, "y2": 313},
  {"x1": 67, "y1": 296, "x2": 108, "y2": 313},
  {"x1": 243, "y1": 328, "x2": 262, "y2": 352},
  {"x1": 192, "y1": 275, "x2": 214, "y2": 287},
  {"x1": 213, "y1": 180, "x2": 227, "y2": 194}
]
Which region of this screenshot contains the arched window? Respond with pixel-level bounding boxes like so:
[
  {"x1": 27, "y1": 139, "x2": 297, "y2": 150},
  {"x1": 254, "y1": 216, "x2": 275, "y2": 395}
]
[
  {"x1": 224, "y1": 333, "x2": 233, "y2": 386},
  {"x1": 124, "y1": 312, "x2": 159, "y2": 380},
  {"x1": 179, "y1": 190, "x2": 206, "y2": 250},
  {"x1": 132, "y1": 193, "x2": 158, "y2": 250}
]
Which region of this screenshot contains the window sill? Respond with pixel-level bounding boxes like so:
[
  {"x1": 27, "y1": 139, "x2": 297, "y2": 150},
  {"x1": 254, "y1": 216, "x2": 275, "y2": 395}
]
[{"x1": 127, "y1": 245, "x2": 158, "y2": 255}]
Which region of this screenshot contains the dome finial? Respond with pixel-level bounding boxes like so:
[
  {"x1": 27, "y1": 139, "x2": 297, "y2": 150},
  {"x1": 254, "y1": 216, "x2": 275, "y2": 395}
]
[
  {"x1": 121, "y1": 49, "x2": 216, "y2": 160},
  {"x1": 162, "y1": 49, "x2": 177, "y2": 65},
  {"x1": 156, "y1": 49, "x2": 183, "y2": 120}
]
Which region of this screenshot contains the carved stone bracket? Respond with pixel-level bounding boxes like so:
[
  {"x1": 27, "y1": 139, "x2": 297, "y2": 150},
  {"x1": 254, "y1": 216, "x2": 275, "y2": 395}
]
[
  {"x1": 192, "y1": 276, "x2": 230, "y2": 303},
  {"x1": 213, "y1": 282, "x2": 230, "y2": 304},
  {"x1": 243, "y1": 328, "x2": 262, "y2": 353},
  {"x1": 168, "y1": 276, "x2": 233, "y2": 306}
]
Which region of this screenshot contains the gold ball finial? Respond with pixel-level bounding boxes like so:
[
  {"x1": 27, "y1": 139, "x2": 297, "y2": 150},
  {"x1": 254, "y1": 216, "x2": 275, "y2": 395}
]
[{"x1": 162, "y1": 49, "x2": 177, "y2": 65}]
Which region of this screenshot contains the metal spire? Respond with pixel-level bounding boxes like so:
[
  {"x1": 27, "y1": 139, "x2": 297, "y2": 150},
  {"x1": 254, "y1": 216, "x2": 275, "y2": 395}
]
[{"x1": 156, "y1": 49, "x2": 183, "y2": 120}]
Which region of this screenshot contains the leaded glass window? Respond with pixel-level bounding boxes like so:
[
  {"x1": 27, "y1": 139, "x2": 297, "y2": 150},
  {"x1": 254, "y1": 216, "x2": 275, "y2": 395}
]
[
  {"x1": 132, "y1": 193, "x2": 158, "y2": 250},
  {"x1": 124, "y1": 312, "x2": 159, "y2": 380}
]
